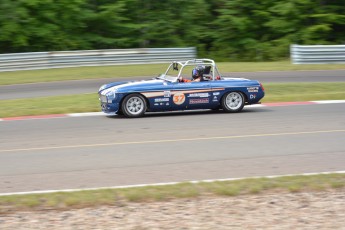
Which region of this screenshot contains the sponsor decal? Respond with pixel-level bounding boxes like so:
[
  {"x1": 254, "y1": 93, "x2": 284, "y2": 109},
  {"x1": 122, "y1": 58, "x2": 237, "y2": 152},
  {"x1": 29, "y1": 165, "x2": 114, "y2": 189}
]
[
  {"x1": 164, "y1": 91, "x2": 171, "y2": 97},
  {"x1": 143, "y1": 89, "x2": 224, "y2": 98},
  {"x1": 154, "y1": 103, "x2": 159, "y2": 106},
  {"x1": 173, "y1": 92, "x2": 186, "y2": 105},
  {"x1": 154, "y1": 98, "x2": 169, "y2": 102},
  {"x1": 247, "y1": 87, "x2": 259, "y2": 93},
  {"x1": 250, "y1": 94, "x2": 257, "y2": 99},
  {"x1": 213, "y1": 92, "x2": 220, "y2": 96},
  {"x1": 166, "y1": 102, "x2": 169, "y2": 106},
  {"x1": 188, "y1": 93, "x2": 210, "y2": 98},
  {"x1": 213, "y1": 96, "x2": 218, "y2": 102},
  {"x1": 189, "y1": 98, "x2": 209, "y2": 104}
]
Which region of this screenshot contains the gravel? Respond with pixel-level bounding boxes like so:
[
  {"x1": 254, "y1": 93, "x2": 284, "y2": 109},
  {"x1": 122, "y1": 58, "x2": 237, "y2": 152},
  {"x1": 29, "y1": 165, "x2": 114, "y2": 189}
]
[{"x1": 1, "y1": 190, "x2": 344, "y2": 230}]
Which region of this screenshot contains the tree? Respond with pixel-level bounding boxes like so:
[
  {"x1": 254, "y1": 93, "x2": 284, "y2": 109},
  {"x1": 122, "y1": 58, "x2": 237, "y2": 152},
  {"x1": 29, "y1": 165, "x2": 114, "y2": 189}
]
[{"x1": 0, "y1": 0, "x2": 344, "y2": 60}]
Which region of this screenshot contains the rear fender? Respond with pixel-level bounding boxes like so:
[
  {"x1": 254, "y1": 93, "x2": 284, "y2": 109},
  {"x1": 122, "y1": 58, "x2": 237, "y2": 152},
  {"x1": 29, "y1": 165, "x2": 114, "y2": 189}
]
[{"x1": 221, "y1": 90, "x2": 248, "y2": 103}]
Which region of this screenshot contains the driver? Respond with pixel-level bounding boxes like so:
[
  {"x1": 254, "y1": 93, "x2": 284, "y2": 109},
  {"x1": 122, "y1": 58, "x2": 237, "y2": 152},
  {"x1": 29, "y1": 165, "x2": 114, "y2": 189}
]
[{"x1": 179, "y1": 65, "x2": 205, "y2": 83}]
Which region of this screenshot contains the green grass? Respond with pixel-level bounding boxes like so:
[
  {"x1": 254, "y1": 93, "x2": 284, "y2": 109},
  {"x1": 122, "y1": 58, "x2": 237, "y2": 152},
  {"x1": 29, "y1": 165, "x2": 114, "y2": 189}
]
[
  {"x1": 0, "y1": 60, "x2": 344, "y2": 85},
  {"x1": 0, "y1": 93, "x2": 99, "y2": 118},
  {"x1": 0, "y1": 82, "x2": 344, "y2": 118},
  {"x1": 263, "y1": 82, "x2": 345, "y2": 102},
  {"x1": 216, "y1": 61, "x2": 345, "y2": 72},
  {"x1": 0, "y1": 173, "x2": 343, "y2": 213}
]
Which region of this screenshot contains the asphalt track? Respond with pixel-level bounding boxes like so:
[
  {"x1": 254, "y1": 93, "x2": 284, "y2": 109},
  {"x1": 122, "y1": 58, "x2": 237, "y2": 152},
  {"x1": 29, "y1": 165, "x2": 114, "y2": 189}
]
[
  {"x1": 0, "y1": 103, "x2": 344, "y2": 193},
  {"x1": 1, "y1": 70, "x2": 345, "y2": 99}
]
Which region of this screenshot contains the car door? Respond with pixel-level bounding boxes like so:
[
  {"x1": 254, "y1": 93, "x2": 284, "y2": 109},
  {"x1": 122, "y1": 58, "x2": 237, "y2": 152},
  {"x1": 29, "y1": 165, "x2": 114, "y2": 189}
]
[{"x1": 172, "y1": 81, "x2": 212, "y2": 110}]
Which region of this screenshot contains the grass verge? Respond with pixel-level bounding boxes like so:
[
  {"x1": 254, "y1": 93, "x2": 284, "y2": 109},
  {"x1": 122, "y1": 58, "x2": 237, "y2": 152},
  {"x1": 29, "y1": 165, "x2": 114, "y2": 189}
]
[
  {"x1": 0, "y1": 94, "x2": 99, "y2": 118},
  {"x1": 263, "y1": 82, "x2": 345, "y2": 102},
  {"x1": 0, "y1": 173, "x2": 344, "y2": 213},
  {"x1": 1, "y1": 82, "x2": 344, "y2": 118},
  {"x1": 0, "y1": 60, "x2": 344, "y2": 85}
]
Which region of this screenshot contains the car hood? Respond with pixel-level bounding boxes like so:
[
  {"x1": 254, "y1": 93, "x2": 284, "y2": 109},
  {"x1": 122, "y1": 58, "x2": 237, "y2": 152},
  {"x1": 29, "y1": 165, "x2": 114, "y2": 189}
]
[{"x1": 99, "y1": 78, "x2": 170, "y2": 94}]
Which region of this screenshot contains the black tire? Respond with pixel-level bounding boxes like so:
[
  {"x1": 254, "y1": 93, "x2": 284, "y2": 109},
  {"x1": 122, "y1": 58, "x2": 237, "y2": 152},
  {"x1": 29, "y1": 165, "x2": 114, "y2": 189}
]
[
  {"x1": 116, "y1": 110, "x2": 124, "y2": 116},
  {"x1": 121, "y1": 94, "x2": 147, "y2": 118},
  {"x1": 221, "y1": 92, "x2": 245, "y2": 113}
]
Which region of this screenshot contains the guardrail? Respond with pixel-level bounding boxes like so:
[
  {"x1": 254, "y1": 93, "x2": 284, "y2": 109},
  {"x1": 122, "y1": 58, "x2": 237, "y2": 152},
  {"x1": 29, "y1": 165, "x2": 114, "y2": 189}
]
[
  {"x1": 291, "y1": 44, "x2": 345, "y2": 64},
  {"x1": 0, "y1": 47, "x2": 197, "y2": 72}
]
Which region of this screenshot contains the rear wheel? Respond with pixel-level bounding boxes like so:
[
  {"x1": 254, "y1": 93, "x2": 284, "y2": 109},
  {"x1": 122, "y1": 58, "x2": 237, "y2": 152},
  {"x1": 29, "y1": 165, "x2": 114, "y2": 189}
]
[
  {"x1": 221, "y1": 92, "x2": 245, "y2": 113},
  {"x1": 121, "y1": 94, "x2": 147, "y2": 118}
]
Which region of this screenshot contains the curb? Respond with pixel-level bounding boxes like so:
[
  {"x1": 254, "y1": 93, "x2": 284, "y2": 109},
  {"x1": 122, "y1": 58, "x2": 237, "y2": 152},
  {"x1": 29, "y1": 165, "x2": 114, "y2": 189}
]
[{"x1": 1, "y1": 100, "x2": 345, "y2": 122}]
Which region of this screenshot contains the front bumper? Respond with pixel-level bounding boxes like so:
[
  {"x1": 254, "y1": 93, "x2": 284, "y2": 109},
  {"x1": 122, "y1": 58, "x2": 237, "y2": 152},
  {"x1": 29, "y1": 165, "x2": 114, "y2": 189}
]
[
  {"x1": 99, "y1": 93, "x2": 120, "y2": 114},
  {"x1": 100, "y1": 102, "x2": 120, "y2": 114}
]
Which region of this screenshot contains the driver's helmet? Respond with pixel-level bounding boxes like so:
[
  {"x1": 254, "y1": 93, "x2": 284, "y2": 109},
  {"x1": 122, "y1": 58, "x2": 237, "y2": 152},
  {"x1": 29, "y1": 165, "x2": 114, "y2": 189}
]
[{"x1": 192, "y1": 65, "x2": 205, "y2": 79}]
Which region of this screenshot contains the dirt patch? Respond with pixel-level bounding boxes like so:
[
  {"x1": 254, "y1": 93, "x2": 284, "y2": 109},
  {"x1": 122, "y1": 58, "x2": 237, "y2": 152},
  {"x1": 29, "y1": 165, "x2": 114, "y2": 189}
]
[{"x1": 0, "y1": 190, "x2": 344, "y2": 230}]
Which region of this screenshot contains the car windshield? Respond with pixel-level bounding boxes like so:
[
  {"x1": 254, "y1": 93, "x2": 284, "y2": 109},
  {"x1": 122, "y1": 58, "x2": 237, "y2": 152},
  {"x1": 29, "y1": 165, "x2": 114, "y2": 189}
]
[{"x1": 156, "y1": 74, "x2": 176, "y2": 82}]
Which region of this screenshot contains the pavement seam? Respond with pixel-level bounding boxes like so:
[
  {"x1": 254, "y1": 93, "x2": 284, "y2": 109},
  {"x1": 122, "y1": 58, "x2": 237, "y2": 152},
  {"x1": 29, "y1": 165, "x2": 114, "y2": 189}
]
[{"x1": 1, "y1": 129, "x2": 344, "y2": 153}]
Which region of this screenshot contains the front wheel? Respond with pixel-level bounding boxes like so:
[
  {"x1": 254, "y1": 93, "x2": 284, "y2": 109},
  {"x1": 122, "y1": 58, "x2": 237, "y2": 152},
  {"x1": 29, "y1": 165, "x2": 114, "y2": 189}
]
[
  {"x1": 121, "y1": 94, "x2": 147, "y2": 118},
  {"x1": 221, "y1": 92, "x2": 245, "y2": 113}
]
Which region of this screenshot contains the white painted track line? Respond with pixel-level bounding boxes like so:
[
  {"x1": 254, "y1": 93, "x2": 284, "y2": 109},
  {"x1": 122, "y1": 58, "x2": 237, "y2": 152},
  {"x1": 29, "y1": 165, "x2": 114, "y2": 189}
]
[
  {"x1": 0, "y1": 171, "x2": 344, "y2": 197},
  {"x1": 311, "y1": 100, "x2": 345, "y2": 104},
  {"x1": 245, "y1": 104, "x2": 266, "y2": 108},
  {"x1": 68, "y1": 112, "x2": 105, "y2": 117}
]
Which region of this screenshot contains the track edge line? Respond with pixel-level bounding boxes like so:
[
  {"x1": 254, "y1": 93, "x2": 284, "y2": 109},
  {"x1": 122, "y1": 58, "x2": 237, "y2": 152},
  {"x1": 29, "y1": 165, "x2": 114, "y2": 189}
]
[{"x1": 1, "y1": 171, "x2": 344, "y2": 197}]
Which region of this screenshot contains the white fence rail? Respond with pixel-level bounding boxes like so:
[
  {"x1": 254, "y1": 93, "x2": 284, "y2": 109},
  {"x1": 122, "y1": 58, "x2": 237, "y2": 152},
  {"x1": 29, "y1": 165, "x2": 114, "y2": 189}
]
[
  {"x1": 291, "y1": 44, "x2": 345, "y2": 64},
  {"x1": 0, "y1": 47, "x2": 197, "y2": 72}
]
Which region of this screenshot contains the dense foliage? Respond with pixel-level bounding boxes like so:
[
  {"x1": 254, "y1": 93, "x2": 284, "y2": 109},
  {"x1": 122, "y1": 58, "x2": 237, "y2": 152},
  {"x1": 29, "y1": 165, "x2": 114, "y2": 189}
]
[{"x1": 0, "y1": 0, "x2": 344, "y2": 60}]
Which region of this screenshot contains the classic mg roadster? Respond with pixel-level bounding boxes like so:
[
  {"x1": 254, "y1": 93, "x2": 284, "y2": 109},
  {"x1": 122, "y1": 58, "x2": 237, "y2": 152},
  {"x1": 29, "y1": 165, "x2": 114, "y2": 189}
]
[{"x1": 98, "y1": 59, "x2": 264, "y2": 117}]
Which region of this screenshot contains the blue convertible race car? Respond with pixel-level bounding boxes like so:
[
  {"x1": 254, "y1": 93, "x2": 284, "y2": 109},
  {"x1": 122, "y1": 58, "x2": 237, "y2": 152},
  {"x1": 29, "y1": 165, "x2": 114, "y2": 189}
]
[{"x1": 98, "y1": 59, "x2": 265, "y2": 118}]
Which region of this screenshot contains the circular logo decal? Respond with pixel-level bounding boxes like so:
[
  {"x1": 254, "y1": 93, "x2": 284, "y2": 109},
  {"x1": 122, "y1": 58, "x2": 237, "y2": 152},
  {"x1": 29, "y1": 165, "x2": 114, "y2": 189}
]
[{"x1": 173, "y1": 92, "x2": 185, "y2": 105}]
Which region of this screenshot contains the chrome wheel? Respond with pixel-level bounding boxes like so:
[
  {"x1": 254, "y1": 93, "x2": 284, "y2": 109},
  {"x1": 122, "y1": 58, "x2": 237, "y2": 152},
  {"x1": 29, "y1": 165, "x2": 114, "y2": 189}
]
[
  {"x1": 122, "y1": 94, "x2": 147, "y2": 118},
  {"x1": 221, "y1": 92, "x2": 245, "y2": 113},
  {"x1": 226, "y1": 92, "x2": 243, "y2": 110},
  {"x1": 126, "y1": 96, "x2": 144, "y2": 115}
]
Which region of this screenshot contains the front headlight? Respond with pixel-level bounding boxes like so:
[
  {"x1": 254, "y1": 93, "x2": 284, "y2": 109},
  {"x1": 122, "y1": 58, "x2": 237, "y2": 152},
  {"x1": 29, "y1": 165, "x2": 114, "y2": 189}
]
[
  {"x1": 100, "y1": 86, "x2": 117, "y2": 103},
  {"x1": 105, "y1": 88, "x2": 117, "y2": 103},
  {"x1": 99, "y1": 95, "x2": 107, "y2": 103}
]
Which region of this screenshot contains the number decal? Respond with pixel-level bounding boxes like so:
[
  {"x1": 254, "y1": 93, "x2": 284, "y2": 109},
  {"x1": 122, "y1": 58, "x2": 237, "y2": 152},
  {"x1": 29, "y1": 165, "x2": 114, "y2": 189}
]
[{"x1": 173, "y1": 93, "x2": 185, "y2": 105}]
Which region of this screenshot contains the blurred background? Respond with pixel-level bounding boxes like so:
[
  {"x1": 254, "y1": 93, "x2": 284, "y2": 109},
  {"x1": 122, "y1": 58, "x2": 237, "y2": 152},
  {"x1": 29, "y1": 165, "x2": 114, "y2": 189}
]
[{"x1": 1, "y1": 0, "x2": 345, "y2": 61}]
